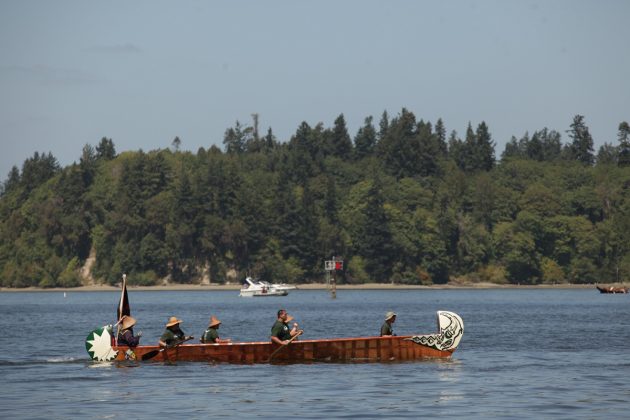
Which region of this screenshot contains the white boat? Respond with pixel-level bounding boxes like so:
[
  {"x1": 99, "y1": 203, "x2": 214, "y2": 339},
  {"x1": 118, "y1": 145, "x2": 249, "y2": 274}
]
[
  {"x1": 259, "y1": 280, "x2": 296, "y2": 294},
  {"x1": 239, "y1": 277, "x2": 296, "y2": 297}
]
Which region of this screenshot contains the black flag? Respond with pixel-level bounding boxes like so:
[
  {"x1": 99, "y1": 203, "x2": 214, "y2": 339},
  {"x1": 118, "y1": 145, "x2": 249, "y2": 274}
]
[{"x1": 117, "y1": 273, "x2": 130, "y2": 322}]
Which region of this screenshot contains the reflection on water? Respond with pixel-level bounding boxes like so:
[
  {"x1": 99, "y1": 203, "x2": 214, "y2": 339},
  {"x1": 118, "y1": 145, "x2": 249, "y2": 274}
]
[{"x1": 436, "y1": 359, "x2": 463, "y2": 383}]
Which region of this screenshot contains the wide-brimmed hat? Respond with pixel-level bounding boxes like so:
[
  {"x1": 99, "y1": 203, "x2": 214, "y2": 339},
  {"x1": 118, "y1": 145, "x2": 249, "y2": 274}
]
[
  {"x1": 208, "y1": 316, "x2": 222, "y2": 328},
  {"x1": 120, "y1": 315, "x2": 136, "y2": 330},
  {"x1": 285, "y1": 315, "x2": 294, "y2": 323},
  {"x1": 385, "y1": 311, "x2": 397, "y2": 321},
  {"x1": 166, "y1": 316, "x2": 183, "y2": 327}
]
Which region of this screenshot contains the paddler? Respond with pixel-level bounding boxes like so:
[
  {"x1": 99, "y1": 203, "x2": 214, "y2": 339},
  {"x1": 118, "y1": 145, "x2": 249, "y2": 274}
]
[
  {"x1": 159, "y1": 316, "x2": 193, "y2": 347},
  {"x1": 270, "y1": 309, "x2": 301, "y2": 345},
  {"x1": 201, "y1": 315, "x2": 231, "y2": 344},
  {"x1": 380, "y1": 311, "x2": 396, "y2": 336},
  {"x1": 117, "y1": 315, "x2": 142, "y2": 347}
]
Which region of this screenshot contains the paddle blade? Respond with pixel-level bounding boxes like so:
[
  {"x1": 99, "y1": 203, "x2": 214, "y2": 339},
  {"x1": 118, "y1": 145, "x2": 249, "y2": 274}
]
[
  {"x1": 140, "y1": 337, "x2": 192, "y2": 361},
  {"x1": 141, "y1": 349, "x2": 161, "y2": 361}
]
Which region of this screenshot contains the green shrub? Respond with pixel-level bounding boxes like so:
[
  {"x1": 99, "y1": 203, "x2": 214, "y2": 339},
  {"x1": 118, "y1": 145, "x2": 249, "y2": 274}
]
[
  {"x1": 347, "y1": 256, "x2": 369, "y2": 284},
  {"x1": 58, "y1": 257, "x2": 81, "y2": 287},
  {"x1": 128, "y1": 270, "x2": 158, "y2": 286}
]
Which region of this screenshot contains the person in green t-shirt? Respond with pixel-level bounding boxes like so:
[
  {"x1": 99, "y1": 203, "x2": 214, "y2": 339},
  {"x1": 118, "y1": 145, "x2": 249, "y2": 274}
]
[
  {"x1": 380, "y1": 311, "x2": 396, "y2": 336},
  {"x1": 270, "y1": 309, "x2": 300, "y2": 345},
  {"x1": 201, "y1": 315, "x2": 231, "y2": 344},
  {"x1": 159, "y1": 316, "x2": 193, "y2": 347}
]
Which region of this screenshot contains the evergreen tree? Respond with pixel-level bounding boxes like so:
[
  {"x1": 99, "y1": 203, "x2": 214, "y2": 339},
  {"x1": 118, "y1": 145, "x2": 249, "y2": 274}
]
[
  {"x1": 597, "y1": 143, "x2": 618, "y2": 165},
  {"x1": 503, "y1": 129, "x2": 562, "y2": 162},
  {"x1": 172, "y1": 136, "x2": 182, "y2": 152},
  {"x1": 566, "y1": 115, "x2": 595, "y2": 165},
  {"x1": 272, "y1": 178, "x2": 309, "y2": 268},
  {"x1": 502, "y1": 135, "x2": 526, "y2": 160},
  {"x1": 2, "y1": 166, "x2": 20, "y2": 195},
  {"x1": 355, "y1": 178, "x2": 395, "y2": 281},
  {"x1": 217, "y1": 159, "x2": 241, "y2": 220},
  {"x1": 96, "y1": 137, "x2": 116, "y2": 160},
  {"x1": 475, "y1": 121, "x2": 495, "y2": 171},
  {"x1": 415, "y1": 119, "x2": 441, "y2": 176},
  {"x1": 459, "y1": 122, "x2": 477, "y2": 172},
  {"x1": 79, "y1": 144, "x2": 97, "y2": 187},
  {"x1": 354, "y1": 116, "x2": 377, "y2": 160},
  {"x1": 287, "y1": 122, "x2": 318, "y2": 184},
  {"x1": 330, "y1": 114, "x2": 353, "y2": 160},
  {"x1": 527, "y1": 131, "x2": 544, "y2": 161},
  {"x1": 146, "y1": 153, "x2": 170, "y2": 198},
  {"x1": 264, "y1": 127, "x2": 277, "y2": 152},
  {"x1": 434, "y1": 118, "x2": 448, "y2": 156},
  {"x1": 379, "y1": 108, "x2": 418, "y2": 179},
  {"x1": 251, "y1": 113, "x2": 260, "y2": 142},
  {"x1": 378, "y1": 110, "x2": 389, "y2": 144},
  {"x1": 448, "y1": 130, "x2": 465, "y2": 167},
  {"x1": 617, "y1": 121, "x2": 630, "y2": 167},
  {"x1": 20, "y1": 152, "x2": 60, "y2": 194},
  {"x1": 537, "y1": 128, "x2": 562, "y2": 161},
  {"x1": 223, "y1": 121, "x2": 252, "y2": 154},
  {"x1": 324, "y1": 175, "x2": 339, "y2": 223},
  {"x1": 244, "y1": 114, "x2": 269, "y2": 153},
  {"x1": 295, "y1": 184, "x2": 320, "y2": 273},
  {"x1": 168, "y1": 171, "x2": 195, "y2": 272}
]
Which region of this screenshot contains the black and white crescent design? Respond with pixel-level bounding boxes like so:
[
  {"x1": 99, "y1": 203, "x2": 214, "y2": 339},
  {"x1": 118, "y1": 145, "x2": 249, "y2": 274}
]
[{"x1": 407, "y1": 311, "x2": 464, "y2": 351}]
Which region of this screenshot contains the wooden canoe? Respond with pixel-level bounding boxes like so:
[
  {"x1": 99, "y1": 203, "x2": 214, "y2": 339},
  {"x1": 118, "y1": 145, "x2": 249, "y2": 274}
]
[
  {"x1": 86, "y1": 311, "x2": 464, "y2": 363},
  {"x1": 596, "y1": 286, "x2": 629, "y2": 294}
]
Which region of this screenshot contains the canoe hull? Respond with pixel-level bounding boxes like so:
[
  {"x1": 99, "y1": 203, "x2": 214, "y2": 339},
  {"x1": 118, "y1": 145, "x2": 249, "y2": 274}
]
[
  {"x1": 596, "y1": 286, "x2": 628, "y2": 294},
  {"x1": 114, "y1": 335, "x2": 455, "y2": 363},
  {"x1": 87, "y1": 310, "x2": 464, "y2": 363}
]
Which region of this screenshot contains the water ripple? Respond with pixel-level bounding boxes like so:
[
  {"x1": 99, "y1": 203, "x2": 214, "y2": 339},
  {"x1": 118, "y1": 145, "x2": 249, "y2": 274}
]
[{"x1": 1, "y1": 289, "x2": 630, "y2": 419}]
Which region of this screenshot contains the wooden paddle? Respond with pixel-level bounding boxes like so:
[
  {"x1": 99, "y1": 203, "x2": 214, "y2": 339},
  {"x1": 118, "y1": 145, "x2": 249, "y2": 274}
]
[
  {"x1": 268, "y1": 330, "x2": 303, "y2": 362},
  {"x1": 141, "y1": 337, "x2": 193, "y2": 361}
]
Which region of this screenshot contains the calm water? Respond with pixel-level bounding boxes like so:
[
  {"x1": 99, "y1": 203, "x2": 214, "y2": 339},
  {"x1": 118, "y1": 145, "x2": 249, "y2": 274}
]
[{"x1": 0, "y1": 289, "x2": 628, "y2": 419}]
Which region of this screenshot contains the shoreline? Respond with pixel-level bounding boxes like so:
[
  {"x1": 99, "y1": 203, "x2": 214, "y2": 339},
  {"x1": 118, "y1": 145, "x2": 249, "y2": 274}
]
[{"x1": 0, "y1": 282, "x2": 604, "y2": 292}]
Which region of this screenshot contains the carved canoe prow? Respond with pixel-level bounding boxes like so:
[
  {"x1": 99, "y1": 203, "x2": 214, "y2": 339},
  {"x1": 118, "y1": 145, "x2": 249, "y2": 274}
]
[{"x1": 406, "y1": 310, "x2": 464, "y2": 351}]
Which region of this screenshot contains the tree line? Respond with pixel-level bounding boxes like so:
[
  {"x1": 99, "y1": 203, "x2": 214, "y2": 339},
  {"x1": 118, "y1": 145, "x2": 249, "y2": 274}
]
[{"x1": 1, "y1": 111, "x2": 630, "y2": 287}]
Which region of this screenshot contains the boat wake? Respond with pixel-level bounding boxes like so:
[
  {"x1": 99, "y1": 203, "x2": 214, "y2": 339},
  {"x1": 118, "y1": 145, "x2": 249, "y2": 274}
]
[
  {"x1": 0, "y1": 356, "x2": 84, "y2": 366},
  {"x1": 46, "y1": 356, "x2": 83, "y2": 364}
]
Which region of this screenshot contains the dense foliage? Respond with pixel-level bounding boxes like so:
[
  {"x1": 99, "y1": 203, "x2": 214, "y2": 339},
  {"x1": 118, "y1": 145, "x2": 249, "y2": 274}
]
[{"x1": 2, "y1": 113, "x2": 630, "y2": 287}]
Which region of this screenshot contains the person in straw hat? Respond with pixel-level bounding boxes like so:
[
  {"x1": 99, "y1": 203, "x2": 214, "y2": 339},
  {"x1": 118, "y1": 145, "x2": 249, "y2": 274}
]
[
  {"x1": 270, "y1": 309, "x2": 301, "y2": 345},
  {"x1": 201, "y1": 315, "x2": 231, "y2": 344},
  {"x1": 158, "y1": 316, "x2": 193, "y2": 347},
  {"x1": 117, "y1": 315, "x2": 142, "y2": 347},
  {"x1": 380, "y1": 311, "x2": 397, "y2": 336}
]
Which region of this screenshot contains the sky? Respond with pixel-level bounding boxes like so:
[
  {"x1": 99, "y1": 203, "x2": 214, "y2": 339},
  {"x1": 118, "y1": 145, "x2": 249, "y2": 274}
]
[{"x1": 1, "y1": 0, "x2": 629, "y2": 180}]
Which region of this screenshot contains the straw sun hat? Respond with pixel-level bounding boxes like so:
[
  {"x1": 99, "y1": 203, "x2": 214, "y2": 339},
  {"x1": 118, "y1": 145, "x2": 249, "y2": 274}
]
[
  {"x1": 384, "y1": 311, "x2": 397, "y2": 321},
  {"x1": 208, "y1": 316, "x2": 222, "y2": 328},
  {"x1": 166, "y1": 316, "x2": 183, "y2": 327},
  {"x1": 120, "y1": 315, "x2": 136, "y2": 330}
]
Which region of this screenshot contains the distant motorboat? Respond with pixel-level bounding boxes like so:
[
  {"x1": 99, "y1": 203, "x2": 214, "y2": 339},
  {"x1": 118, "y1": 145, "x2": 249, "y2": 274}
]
[{"x1": 239, "y1": 277, "x2": 296, "y2": 297}]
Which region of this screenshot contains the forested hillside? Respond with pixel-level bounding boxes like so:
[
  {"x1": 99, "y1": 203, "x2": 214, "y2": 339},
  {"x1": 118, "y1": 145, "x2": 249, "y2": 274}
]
[{"x1": 2, "y1": 111, "x2": 630, "y2": 287}]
